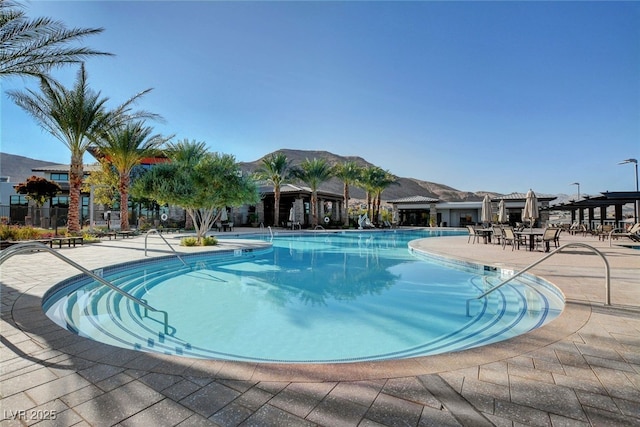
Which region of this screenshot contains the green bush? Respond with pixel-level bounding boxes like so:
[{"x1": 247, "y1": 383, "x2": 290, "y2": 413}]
[
  {"x1": 201, "y1": 236, "x2": 218, "y2": 246},
  {"x1": 0, "y1": 225, "x2": 17, "y2": 240},
  {"x1": 181, "y1": 237, "x2": 198, "y2": 246},
  {"x1": 0, "y1": 225, "x2": 47, "y2": 240}
]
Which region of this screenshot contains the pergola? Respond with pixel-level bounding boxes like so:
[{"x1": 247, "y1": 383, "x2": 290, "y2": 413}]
[{"x1": 543, "y1": 191, "x2": 640, "y2": 228}]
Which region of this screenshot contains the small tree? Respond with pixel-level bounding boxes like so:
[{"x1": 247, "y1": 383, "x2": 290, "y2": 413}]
[
  {"x1": 14, "y1": 175, "x2": 62, "y2": 228},
  {"x1": 14, "y1": 175, "x2": 61, "y2": 208},
  {"x1": 133, "y1": 143, "x2": 259, "y2": 243},
  {"x1": 82, "y1": 161, "x2": 119, "y2": 207}
]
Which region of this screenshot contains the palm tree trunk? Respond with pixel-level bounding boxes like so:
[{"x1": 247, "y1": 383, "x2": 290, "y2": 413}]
[
  {"x1": 311, "y1": 191, "x2": 318, "y2": 227},
  {"x1": 343, "y1": 182, "x2": 349, "y2": 226},
  {"x1": 67, "y1": 153, "x2": 83, "y2": 234},
  {"x1": 274, "y1": 186, "x2": 281, "y2": 227},
  {"x1": 119, "y1": 172, "x2": 130, "y2": 231}
]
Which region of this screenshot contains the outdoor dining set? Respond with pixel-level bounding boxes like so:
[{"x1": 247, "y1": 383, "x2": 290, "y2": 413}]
[{"x1": 466, "y1": 224, "x2": 562, "y2": 252}]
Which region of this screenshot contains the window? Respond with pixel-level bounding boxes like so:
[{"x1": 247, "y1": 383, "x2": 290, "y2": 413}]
[
  {"x1": 10, "y1": 195, "x2": 28, "y2": 206},
  {"x1": 51, "y1": 196, "x2": 69, "y2": 207},
  {"x1": 50, "y1": 173, "x2": 69, "y2": 181}
]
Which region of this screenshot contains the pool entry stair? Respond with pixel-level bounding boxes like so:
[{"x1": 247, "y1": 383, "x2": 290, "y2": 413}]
[
  {"x1": 466, "y1": 242, "x2": 611, "y2": 314},
  {"x1": 0, "y1": 241, "x2": 172, "y2": 335}
]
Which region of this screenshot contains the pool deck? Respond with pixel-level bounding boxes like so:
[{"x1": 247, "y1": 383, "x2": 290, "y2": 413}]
[{"x1": 1, "y1": 228, "x2": 638, "y2": 426}]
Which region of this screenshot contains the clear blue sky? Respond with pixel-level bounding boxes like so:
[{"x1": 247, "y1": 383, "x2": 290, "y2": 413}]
[{"x1": 2, "y1": 1, "x2": 639, "y2": 197}]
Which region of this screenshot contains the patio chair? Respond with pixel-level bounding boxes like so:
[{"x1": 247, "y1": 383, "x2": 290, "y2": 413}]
[
  {"x1": 535, "y1": 227, "x2": 558, "y2": 252},
  {"x1": 502, "y1": 227, "x2": 522, "y2": 250},
  {"x1": 466, "y1": 225, "x2": 481, "y2": 244},
  {"x1": 596, "y1": 225, "x2": 614, "y2": 241},
  {"x1": 609, "y1": 223, "x2": 640, "y2": 244},
  {"x1": 553, "y1": 228, "x2": 562, "y2": 248},
  {"x1": 491, "y1": 225, "x2": 503, "y2": 245}
]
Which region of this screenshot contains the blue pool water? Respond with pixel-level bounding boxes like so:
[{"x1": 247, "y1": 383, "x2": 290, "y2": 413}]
[{"x1": 43, "y1": 230, "x2": 564, "y2": 363}]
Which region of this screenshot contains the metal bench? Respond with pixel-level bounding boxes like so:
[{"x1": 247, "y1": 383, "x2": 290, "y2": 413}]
[{"x1": 49, "y1": 236, "x2": 84, "y2": 248}]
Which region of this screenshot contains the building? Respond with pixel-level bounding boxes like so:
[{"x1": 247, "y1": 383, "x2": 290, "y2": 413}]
[{"x1": 388, "y1": 193, "x2": 557, "y2": 227}]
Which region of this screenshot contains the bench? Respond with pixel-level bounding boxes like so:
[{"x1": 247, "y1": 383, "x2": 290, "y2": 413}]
[
  {"x1": 92, "y1": 231, "x2": 117, "y2": 240},
  {"x1": 116, "y1": 230, "x2": 136, "y2": 238},
  {"x1": 49, "y1": 236, "x2": 84, "y2": 248}
]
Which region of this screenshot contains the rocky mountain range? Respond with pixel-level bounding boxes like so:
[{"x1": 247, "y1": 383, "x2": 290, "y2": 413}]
[
  {"x1": 239, "y1": 149, "x2": 500, "y2": 202},
  {"x1": 3, "y1": 149, "x2": 567, "y2": 203}
]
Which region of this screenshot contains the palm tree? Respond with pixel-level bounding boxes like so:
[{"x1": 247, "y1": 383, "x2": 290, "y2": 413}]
[
  {"x1": 94, "y1": 121, "x2": 169, "y2": 231},
  {"x1": 0, "y1": 0, "x2": 111, "y2": 79},
  {"x1": 7, "y1": 64, "x2": 158, "y2": 233},
  {"x1": 254, "y1": 152, "x2": 293, "y2": 227},
  {"x1": 371, "y1": 170, "x2": 397, "y2": 223},
  {"x1": 359, "y1": 166, "x2": 396, "y2": 223},
  {"x1": 292, "y1": 158, "x2": 333, "y2": 227},
  {"x1": 333, "y1": 161, "x2": 362, "y2": 227}
]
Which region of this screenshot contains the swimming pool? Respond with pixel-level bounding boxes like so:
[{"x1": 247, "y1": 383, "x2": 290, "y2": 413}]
[{"x1": 43, "y1": 230, "x2": 564, "y2": 363}]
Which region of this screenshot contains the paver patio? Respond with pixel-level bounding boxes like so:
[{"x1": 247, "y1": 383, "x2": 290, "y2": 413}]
[{"x1": 1, "y1": 228, "x2": 638, "y2": 426}]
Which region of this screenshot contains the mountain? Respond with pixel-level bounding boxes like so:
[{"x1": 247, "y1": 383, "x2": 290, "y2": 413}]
[
  {"x1": 239, "y1": 148, "x2": 501, "y2": 202},
  {"x1": 1, "y1": 149, "x2": 501, "y2": 202},
  {"x1": 0, "y1": 153, "x2": 58, "y2": 184}
]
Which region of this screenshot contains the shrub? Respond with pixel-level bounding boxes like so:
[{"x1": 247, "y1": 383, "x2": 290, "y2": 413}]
[
  {"x1": 201, "y1": 236, "x2": 218, "y2": 246},
  {"x1": 0, "y1": 225, "x2": 17, "y2": 240},
  {"x1": 180, "y1": 237, "x2": 198, "y2": 246}
]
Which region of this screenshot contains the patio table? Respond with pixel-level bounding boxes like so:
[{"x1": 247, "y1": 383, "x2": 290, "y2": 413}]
[
  {"x1": 476, "y1": 228, "x2": 493, "y2": 244},
  {"x1": 515, "y1": 229, "x2": 545, "y2": 251}
]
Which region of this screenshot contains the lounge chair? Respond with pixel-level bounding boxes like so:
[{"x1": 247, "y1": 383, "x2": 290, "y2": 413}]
[{"x1": 609, "y1": 223, "x2": 640, "y2": 246}]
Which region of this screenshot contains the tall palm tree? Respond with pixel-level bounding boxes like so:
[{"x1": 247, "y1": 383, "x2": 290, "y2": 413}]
[
  {"x1": 293, "y1": 158, "x2": 333, "y2": 227},
  {"x1": 359, "y1": 166, "x2": 396, "y2": 222},
  {"x1": 333, "y1": 161, "x2": 362, "y2": 227},
  {"x1": 0, "y1": 0, "x2": 111, "y2": 79},
  {"x1": 8, "y1": 64, "x2": 158, "y2": 233},
  {"x1": 94, "y1": 121, "x2": 169, "y2": 231},
  {"x1": 371, "y1": 170, "x2": 397, "y2": 223},
  {"x1": 254, "y1": 152, "x2": 293, "y2": 227}
]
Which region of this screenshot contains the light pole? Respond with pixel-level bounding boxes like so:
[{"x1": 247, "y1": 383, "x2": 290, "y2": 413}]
[
  {"x1": 618, "y1": 158, "x2": 638, "y2": 223},
  {"x1": 570, "y1": 182, "x2": 580, "y2": 201}
]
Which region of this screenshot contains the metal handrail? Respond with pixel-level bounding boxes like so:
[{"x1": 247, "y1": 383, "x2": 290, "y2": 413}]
[
  {"x1": 267, "y1": 226, "x2": 274, "y2": 240},
  {"x1": 466, "y1": 243, "x2": 611, "y2": 316},
  {"x1": 0, "y1": 242, "x2": 172, "y2": 335},
  {"x1": 144, "y1": 229, "x2": 188, "y2": 267}
]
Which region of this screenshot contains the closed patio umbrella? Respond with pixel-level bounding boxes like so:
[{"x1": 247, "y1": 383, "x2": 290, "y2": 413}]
[
  {"x1": 498, "y1": 199, "x2": 507, "y2": 223},
  {"x1": 481, "y1": 195, "x2": 492, "y2": 224},
  {"x1": 220, "y1": 208, "x2": 228, "y2": 222},
  {"x1": 523, "y1": 189, "x2": 539, "y2": 229},
  {"x1": 289, "y1": 206, "x2": 295, "y2": 222}
]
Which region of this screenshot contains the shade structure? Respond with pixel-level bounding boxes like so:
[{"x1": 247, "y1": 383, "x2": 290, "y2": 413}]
[
  {"x1": 220, "y1": 208, "x2": 228, "y2": 222},
  {"x1": 523, "y1": 189, "x2": 539, "y2": 228},
  {"x1": 498, "y1": 199, "x2": 507, "y2": 223},
  {"x1": 481, "y1": 195, "x2": 493, "y2": 224}
]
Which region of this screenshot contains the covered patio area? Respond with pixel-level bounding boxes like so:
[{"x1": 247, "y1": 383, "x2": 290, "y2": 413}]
[{"x1": 545, "y1": 191, "x2": 640, "y2": 229}]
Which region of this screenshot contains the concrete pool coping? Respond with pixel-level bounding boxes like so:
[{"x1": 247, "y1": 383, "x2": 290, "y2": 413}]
[{"x1": 2, "y1": 227, "x2": 639, "y2": 426}]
